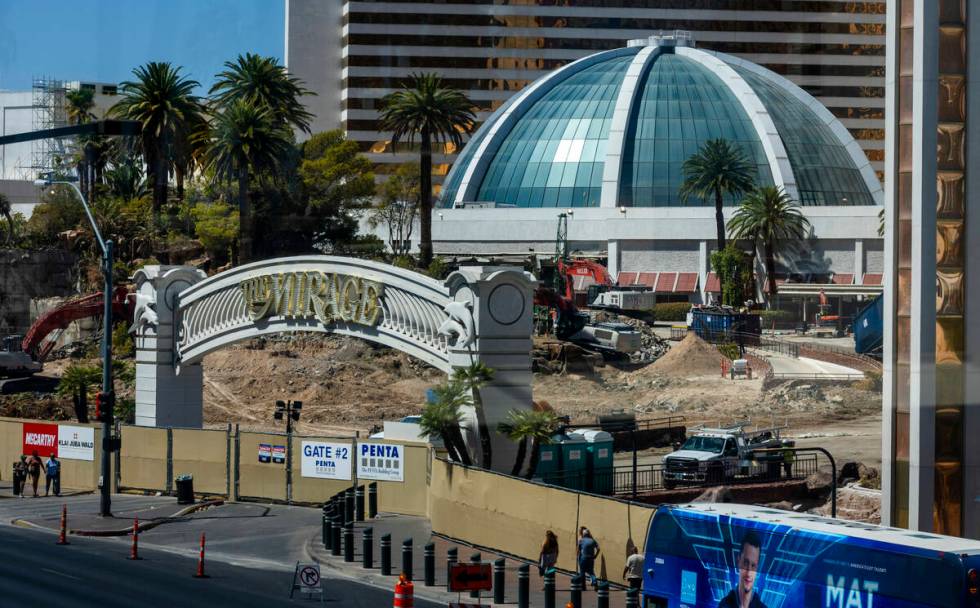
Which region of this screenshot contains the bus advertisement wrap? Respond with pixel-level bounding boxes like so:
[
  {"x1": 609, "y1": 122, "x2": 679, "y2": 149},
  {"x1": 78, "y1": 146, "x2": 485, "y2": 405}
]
[{"x1": 644, "y1": 505, "x2": 976, "y2": 608}]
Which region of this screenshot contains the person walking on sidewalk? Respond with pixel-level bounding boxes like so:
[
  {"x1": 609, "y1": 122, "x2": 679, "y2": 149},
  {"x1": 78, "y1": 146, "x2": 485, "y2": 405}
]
[
  {"x1": 12, "y1": 456, "x2": 27, "y2": 497},
  {"x1": 577, "y1": 527, "x2": 600, "y2": 590},
  {"x1": 45, "y1": 454, "x2": 61, "y2": 497},
  {"x1": 623, "y1": 546, "x2": 645, "y2": 593},
  {"x1": 26, "y1": 450, "x2": 43, "y2": 498},
  {"x1": 538, "y1": 530, "x2": 559, "y2": 576}
]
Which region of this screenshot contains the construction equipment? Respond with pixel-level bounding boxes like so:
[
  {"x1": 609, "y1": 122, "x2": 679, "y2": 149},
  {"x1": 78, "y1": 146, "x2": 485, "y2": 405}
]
[
  {"x1": 662, "y1": 422, "x2": 786, "y2": 489},
  {"x1": 853, "y1": 294, "x2": 883, "y2": 356},
  {"x1": 0, "y1": 335, "x2": 42, "y2": 378}
]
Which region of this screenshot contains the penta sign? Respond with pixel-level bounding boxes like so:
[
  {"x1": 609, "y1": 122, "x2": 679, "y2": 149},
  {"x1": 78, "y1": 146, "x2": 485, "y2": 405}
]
[{"x1": 240, "y1": 271, "x2": 383, "y2": 327}]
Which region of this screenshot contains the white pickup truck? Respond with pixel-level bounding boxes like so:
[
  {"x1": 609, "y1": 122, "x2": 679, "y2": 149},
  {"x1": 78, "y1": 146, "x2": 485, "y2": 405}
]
[{"x1": 662, "y1": 424, "x2": 785, "y2": 489}]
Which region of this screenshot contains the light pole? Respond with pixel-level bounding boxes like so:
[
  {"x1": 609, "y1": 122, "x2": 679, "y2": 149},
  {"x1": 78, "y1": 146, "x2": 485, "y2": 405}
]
[
  {"x1": 275, "y1": 400, "x2": 302, "y2": 504},
  {"x1": 35, "y1": 177, "x2": 116, "y2": 517}
]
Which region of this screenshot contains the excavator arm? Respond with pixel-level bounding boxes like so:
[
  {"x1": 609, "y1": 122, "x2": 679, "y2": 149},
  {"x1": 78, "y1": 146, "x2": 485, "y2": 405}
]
[{"x1": 21, "y1": 286, "x2": 131, "y2": 361}]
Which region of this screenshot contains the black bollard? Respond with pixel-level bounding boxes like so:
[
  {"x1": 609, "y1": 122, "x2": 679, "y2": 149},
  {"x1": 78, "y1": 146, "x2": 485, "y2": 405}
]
[
  {"x1": 362, "y1": 527, "x2": 374, "y2": 569},
  {"x1": 423, "y1": 542, "x2": 435, "y2": 586},
  {"x1": 543, "y1": 568, "x2": 556, "y2": 608},
  {"x1": 355, "y1": 485, "x2": 365, "y2": 522},
  {"x1": 517, "y1": 564, "x2": 529, "y2": 608},
  {"x1": 380, "y1": 533, "x2": 392, "y2": 576},
  {"x1": 335, "y1": 496, "x2": 346, "y2": 526},
  {"x1": 569, "y1": 574, "x2": 583, "y2": 608},
  {"x1": 493, "y1": 557, "x2": 506, "y2": 604},
  {"x1": 344, "y1": 524, "x2": 355, "y2": 563},
  {"x1": 626, "y1": 587, "x2": 639, "y2": 608},
  {"x1": 322, "y1": 510, "x2": 331, "y2": 549},
  {"x1": 446, "y1": 547, "x2": 458, "y2": 591},
  {"x1": 330, "y1": 516, "x2": 342, "y2": 556},
  {"x1": 470, "y1": 552, "x2": 482, "y2": 599},
  {"x1": 596, "y1": 580, "x2": 609, "y2": 608},
  {"x1": 401, "y1": 538, "x2": 414, "y2": 581},
  {"x1": 344, "y1": 489, "x2": 355, "y2": 525},
  {"x1": 368, "y1": 482, "x2": 378, "y2": 518}
]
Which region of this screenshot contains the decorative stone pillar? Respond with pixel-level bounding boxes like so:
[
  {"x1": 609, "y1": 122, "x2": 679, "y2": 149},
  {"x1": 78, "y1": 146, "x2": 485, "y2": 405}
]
[
  {"x1": 443, "y1": 267, "x2": 537, "y2": 472},
  {"x1": 131, "y1": 266, "x2": 207, "y2": 428}
]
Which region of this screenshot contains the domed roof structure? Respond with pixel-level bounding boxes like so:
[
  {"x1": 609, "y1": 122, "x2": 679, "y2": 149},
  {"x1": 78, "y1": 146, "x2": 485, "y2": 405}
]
[{"x1": 440, "y1": 33, "x2": 882, "y2": 209}]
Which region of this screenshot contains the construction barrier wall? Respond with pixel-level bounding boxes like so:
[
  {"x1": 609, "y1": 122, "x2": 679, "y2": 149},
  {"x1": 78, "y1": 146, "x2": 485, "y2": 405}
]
[
  {"x1": 172, "y1": 428, "x2": 229, "y2": 496},
  {"x1": 376, "y1": 440, "x2": 429, "y2": 517},
  {"x1": 0, "y1": 416, "x2": 102, "y2": 491},
  {"x1": 119, "y1": 425, "x2": 167, "y2": 491},
  {"x1": 236, "y1": 431, "x2": 288, "y2": 501},
  {"x1": 428, "y1": 458, "x2": 655, "y2": 579},
  {"x1": 290, "y1": 435, "x2": 355, "y2": 504}
]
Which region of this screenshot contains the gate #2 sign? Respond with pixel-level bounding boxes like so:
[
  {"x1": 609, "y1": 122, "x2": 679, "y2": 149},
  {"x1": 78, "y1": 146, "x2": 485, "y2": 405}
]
[
  {"x1": 23, "y1": 423, "x2": 58, "y2": 457},
  {"x1": 300, "y1": 441, "x2": 352, "y2": 480},
  {"x1": 356, "y1": 442, "x2": 404, "y2": 482}
]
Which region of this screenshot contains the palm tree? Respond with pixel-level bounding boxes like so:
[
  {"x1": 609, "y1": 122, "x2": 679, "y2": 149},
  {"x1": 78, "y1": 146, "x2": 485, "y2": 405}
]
[
  {"x1": 206, "y1": 100, "x2": 292, "y2": 263},
  {"x1": 66, "y1": 88, "x2": 98, "y2": 200},
  {"x1": 418, "y1": 379, "x2": 472, "y2": 465},
  {"x1": 680, "y1": 139, "x2": 755, "y2": 251},
  {"x1": 453, "y1": 362, "x2": 495, "y2": 469},
  {"x1": 379, "y1": 73, "x2": 476, "y2": 267},
  {"x1": 56, "y1": 363, "x2": 101, "y2": 423},
  {"x1": 210, "y1": 53, "x2": 313, "y2": 133},
  {"x1": 110, "y1": 62, "x2": 206, "y2": 222},
  {"x1": 497, "y1": 409, "x2": 560, "y2": 479},
  {"x1": 728, "y1": 186, "x2": 811, "y2": 303},
  {"x1": 0, "y1": 193, "x2": 13, "y2": 245}
]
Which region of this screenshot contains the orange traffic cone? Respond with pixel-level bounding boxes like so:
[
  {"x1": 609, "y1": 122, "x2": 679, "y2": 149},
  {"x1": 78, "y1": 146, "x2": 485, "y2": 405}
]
[
  {"x1": 393, "y1": 573, "x2": 414, "y2": 607},
  {"x1": 194, "y1": 532, "x2": 209, "y2": 578},
  {"x1": 129, "y1": 517, "x2": 141, "y2": 560},
  {"x1": 56, "y1": 504, "x2": 69, "y2": 545}
]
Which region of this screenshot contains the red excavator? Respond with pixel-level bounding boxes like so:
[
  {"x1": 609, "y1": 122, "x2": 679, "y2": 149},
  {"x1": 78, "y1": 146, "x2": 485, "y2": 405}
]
[{"x1": 0, "y1": 287, "x2": 131, "y2": 377}]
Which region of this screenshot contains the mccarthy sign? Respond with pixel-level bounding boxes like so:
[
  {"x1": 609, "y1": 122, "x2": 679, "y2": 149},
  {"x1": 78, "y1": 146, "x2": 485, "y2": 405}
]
[{"x1": 240, "y1": 271, "x2": 383, "y2": 326}]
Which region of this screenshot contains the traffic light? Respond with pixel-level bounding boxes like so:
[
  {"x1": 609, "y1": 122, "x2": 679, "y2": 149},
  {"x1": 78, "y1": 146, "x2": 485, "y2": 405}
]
[
  {"x1": 291, "y1": 401, "x2": 302, "y2": 421},
  {"x1": 95, "y1": 391, "x2": 115, "y2": 423}
]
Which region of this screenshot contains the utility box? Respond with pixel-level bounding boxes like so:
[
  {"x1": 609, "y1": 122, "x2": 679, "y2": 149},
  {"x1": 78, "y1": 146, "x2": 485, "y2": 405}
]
[{"x1": 572, "y1": 429, "x2": 615, "y2": 494}]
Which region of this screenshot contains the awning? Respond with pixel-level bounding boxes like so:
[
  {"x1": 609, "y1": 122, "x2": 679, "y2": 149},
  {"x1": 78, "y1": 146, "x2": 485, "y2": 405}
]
[
  {"x1": 862, "y1": 273, "x2": 883, "y2": 286},
  {"x1": 616, "y1": 271, "x2": 698, "y2": 293},
  {"x1": 832, "y1": 273, "x2": 854, "y2": 285}
]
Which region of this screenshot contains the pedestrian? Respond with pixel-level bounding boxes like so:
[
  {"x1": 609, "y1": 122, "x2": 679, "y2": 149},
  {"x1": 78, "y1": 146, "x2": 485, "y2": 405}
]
[
  {"x1": 577, "y1": 527, "x2": 600, "y2": 590},
  {"x1": 782, "y1": 441, "x2": 795, "y2": 478},
  {"x1": 45, "y1": 454, "x2": 61, "y2": 497},
  {"x1": 623, "y1": 546, "x2": 645, "y2": 593},
  {"x1": 12, "y1": 456, "x2": 27, "y2": 497},
  {"x1": 538, "y1": 530, "x2": 559, "y2": 577},
  {"x1": 26, "y1": 450, "x2": 43, "y2": 498}
]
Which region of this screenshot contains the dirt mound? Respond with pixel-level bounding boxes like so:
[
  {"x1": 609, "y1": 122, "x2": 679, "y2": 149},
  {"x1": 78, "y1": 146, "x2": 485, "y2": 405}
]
[{"x1": 640, "y1": 332, "x2": 726, "y2": 377}]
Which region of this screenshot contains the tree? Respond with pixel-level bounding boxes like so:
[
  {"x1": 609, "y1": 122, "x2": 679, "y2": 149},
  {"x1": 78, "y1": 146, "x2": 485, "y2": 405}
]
[
  {"x1": 0, "y1": 193, "x2": 13, "y2": 245},
  {"x1": 728, "y1": 186, "x2": 811, "y2": 303},
  {"x1": 497, "y1": 409, "x2": 560, "y2": 479},
  {"x1": 206, "y1": 100, "x2": 291, "y2": 263},
  {"x1": 66, "y1": 88, "x2": 98, "y2": 200},
  {"x1": 110, "y1": 62, "x2": 206, "y2": 222},
  {"x1": 680, "y1": 138, "x2": 755, "y2": 251},
  {"x1": 210, "y1": 52, "x2": 313, "y2": 133},
  {"x1": 191, "y1": 199, "x2": 239, "y2": 263},
  {"x1": 380, "y1": 73, "x2": 476, "y2": 267},
  {"x1": 418, "y1": 379, "x2": 472, "y2": 465},
  {"x1": 369, "y1": 163, "x2": 420, "y2": 256},
  {"x1": 453, "y1": 362, "x2": 495, "y2": 469},
  {"x1": 56, "y1": 364, "x2": 102, "y2": 423},
  {"x1": 710, "y1": 245, "x2": 753, "y2": 308}
]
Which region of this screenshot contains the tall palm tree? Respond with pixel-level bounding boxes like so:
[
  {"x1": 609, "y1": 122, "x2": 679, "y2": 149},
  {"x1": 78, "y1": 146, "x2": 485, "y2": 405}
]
[
  {"x1": 419, "y1": 379, "x2": 472, "y2": 465},
  {"x1": 0, "y1": 193, "x2": 13, "y2": 245},
  {"x1": 453, "y1": 362, "x2": 495, "y2": 469},
  {"x1": 207, "y1": 100, "x2": 292, "y2": 263},
  {"x1": 110, "y1": 62, "x2": 206, "y2": 222},
  {"x1": 66, "y1": 88, "x2": 97, "y2": 200},
  {"x1": 379, "y1": 73, "x2": 476, "y2": 267},
  {"x1": 497, "y1": 409, "x2": 560, "y2": 479},
  {"x1": 728, "y1": 186, "x2": 811, "y2": 304},
  {"x1": 680, "y1": 139, "x2": 755, "y2": 251},
  {"x1": 210, "y1": 53, "x2": 313, "y2": 133}
]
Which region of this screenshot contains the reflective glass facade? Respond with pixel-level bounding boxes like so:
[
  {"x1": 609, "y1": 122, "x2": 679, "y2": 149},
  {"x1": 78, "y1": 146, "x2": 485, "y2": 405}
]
[
  {"x1": 620, "y1": 53, "x2": 773, "y2": 207},
  {"x1": 474, "y1": 54, "x2": 633, "y2": 208},
  {"x1": 733, "y1": 66, "x2": 877, "y2": 206}
]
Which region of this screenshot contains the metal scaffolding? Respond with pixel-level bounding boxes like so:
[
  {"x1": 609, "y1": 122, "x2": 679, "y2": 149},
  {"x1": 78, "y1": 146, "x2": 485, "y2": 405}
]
[{"x1": 29, "y1": 76, "x2": 70, "y2": 178}]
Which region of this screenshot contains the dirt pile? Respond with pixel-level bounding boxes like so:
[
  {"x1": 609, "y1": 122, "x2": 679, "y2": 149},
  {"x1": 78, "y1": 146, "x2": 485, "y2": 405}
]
[{"x1": 641, "y1": 332, "x2": 725, "y2": 377}]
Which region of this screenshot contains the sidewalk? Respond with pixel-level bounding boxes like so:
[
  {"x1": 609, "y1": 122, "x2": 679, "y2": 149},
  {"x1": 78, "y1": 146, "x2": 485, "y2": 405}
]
[
  {"x1": 0, "y1": 479, "x2": 90, "y2": 499},
  {"x1": 307, "y1": 511, "x2": 639, "y2": 607}
]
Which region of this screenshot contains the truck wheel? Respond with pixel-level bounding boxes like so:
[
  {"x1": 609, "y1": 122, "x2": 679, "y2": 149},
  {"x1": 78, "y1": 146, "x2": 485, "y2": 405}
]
[{"x1": 664, "y1": 479, "x2": 676, "y2": 490}]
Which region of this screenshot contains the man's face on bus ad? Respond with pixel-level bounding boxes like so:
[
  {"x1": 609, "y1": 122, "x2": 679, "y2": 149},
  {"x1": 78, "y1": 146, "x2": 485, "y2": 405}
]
[{"x1": 738, "y1": 542, "x2": 759, "y2": 595}]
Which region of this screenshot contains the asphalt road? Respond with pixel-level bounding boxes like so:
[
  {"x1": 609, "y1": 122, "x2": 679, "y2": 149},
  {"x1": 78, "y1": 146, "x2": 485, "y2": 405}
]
[{"x1": 0, "y1": 522, "x2": 439, "y2": 607}]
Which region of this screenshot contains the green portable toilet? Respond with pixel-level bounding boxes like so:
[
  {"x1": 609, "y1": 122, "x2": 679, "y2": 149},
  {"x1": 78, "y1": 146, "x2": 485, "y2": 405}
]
[
  {"x1": 560, "y1": 433, "x2": 589, "y2": 490},
  {"x1": 534, "y1": 434, "x2": 565, "y2": 485},
  {"x1": 573, "y1": 429, "x2": 615, "y2": 494}
]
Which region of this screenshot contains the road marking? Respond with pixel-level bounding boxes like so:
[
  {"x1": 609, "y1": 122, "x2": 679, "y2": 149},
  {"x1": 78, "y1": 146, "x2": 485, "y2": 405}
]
[{"x1": 42, "y1": 568, "x2": 82, "y2": 581}]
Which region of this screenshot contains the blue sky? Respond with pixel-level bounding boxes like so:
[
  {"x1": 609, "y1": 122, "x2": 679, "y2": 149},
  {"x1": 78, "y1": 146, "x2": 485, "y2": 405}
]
[{"x1": 0, "y1": 1, "x2": 284, "y2": 92}]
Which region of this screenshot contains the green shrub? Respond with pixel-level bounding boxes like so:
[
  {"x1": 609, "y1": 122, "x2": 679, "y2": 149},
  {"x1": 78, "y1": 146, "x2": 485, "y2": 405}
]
[
  {"x1": 717, "y1": 343, "x2": 740, "y2": 361},
  {"x1": 392, "y1": 255, "x2": 416, "y2": 269},
  {"x1": 111, "y1": 322, "x2": 134, "y2": 358},
  {"x1": 755, "y1": 309, "x2": 795, "y2": 326},
  {"x1": 652, "y1": 302, "x2": 691, "y2": 322},
  {"x1": 426, "y1": 257, "x2": 451, "y2": 280}
]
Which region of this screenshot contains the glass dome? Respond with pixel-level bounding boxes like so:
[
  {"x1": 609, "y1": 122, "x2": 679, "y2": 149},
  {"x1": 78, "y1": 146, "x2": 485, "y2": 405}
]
[{"x1": 439, "y1": 39, "x2": 881, "y2": 209}]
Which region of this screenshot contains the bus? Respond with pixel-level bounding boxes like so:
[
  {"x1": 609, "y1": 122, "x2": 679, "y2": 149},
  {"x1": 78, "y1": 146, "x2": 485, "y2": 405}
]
[{"x1": 643, "y1": 503, "x2": 980, "y2": 608}]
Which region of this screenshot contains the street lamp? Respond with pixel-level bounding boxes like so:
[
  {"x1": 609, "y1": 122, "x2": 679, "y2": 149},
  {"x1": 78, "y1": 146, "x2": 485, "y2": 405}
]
[
  {"x1": 275, "y1": 400, "x2": 302, "y2": 504},
  {"x1": 35, "y1": 176, "x2": 116, "y2": 517}
]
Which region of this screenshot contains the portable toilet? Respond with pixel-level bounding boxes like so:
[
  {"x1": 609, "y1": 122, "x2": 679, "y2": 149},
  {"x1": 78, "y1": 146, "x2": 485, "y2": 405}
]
[
  {"x1": 534, "y1": 434, "x2": 565, "y2": 485},
  {"x1": 573, "y1": 429, "x2": 615, "y2": 494},
  {"x1": 559, "y1": 433, "x2": 590, "y2": 490}
]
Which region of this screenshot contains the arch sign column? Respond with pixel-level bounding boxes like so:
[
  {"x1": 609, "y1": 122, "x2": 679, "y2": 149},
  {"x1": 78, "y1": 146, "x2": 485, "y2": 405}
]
[{"x1": 131, "y1": 257, "x2": 536, "y2": 471}]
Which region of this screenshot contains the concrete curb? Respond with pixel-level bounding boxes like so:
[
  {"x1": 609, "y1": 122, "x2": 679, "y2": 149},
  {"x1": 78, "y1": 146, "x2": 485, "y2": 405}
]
[
  {"x1": 10, "y1": 499, "x2": 224, "y2": 537},
  {"x1": 0, "y1": 489, "x2": 93, "y2": 500}
]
